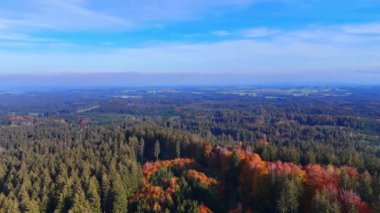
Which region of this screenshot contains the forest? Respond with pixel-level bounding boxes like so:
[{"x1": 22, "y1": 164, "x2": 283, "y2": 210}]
[{"x1": 0, "y1": 86, "x2": 379, "y2": 212}]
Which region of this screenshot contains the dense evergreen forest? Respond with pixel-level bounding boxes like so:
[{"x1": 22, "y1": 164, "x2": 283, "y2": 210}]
[{"x1": 0, "y1": 86, "x2": 379, "y2": 212}]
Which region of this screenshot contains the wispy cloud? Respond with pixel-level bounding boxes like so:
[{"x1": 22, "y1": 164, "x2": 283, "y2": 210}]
[
  {"x1": 217, "y1": 23, "x2": 380, "y2": 43},
  {"x1": 1, "y1": 23, "x2": 379, "y2": 80},
  {"x1": 0, "y1": 1, "x2": 129, "y2": 35},
  {"x1": 0, "y1": 0, "x2": 261, "y2": 48},
  {"x1": 0, "y1": 0, "x2": 258, "y2": 32},
  {"x1": 36, "y1": 0, "x2": 130, "y2": 30},
  {"x1": 0, "y1": 0, "x2": 133, "y2": 47},
  {"x1": 212, "y1": 30, "x2": 230, "y2": 36},
  {"x1": 0, "y1": 0, "x2": 379, "y2": 85},
  {"x1": 0, "y1": 32, "x2": 54, "y2": 42},
  {"x1": 341, "y1": 23, "x2": 380, "y2": 35},
  {"x1": 241, "y1": 28, "x2": 280, "y2": 38},
  {"x1": 0, "y1": 17, "x2": 54, "y2": 31}
]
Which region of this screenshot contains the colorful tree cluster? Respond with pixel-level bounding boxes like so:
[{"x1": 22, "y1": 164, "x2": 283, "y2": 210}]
[
  {"x1": 204, "y1": 144, "x2": 373, "y2": 213},
  {"x1": 142, "y1": 158, "x2": 195, "y2": 184},
  {"x1": 129, "y1": 158, "x2": 219, "y2": 212},
  {"x1": 131, "y1": 143, "x2": 376, "y2": 212},
  {"x1": 186, "y1": 170, "x2": 218, "y2": 187}
]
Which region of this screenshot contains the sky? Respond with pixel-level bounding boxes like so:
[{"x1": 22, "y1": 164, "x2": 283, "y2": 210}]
[{"x1": 0, "y1": 0, "x2": 380, "y2": 84}]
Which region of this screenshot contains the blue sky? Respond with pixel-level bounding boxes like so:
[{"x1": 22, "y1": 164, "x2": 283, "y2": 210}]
[{"x1": 0, "y1": 0, "x2": 380, "y2": 83}]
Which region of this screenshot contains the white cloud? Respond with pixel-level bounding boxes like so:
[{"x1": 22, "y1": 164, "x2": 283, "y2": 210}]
[
  {"x1": 341, "y1": 23, "x2": 380, "y2": 35},
  {"x1": 212, "y1": 30, "x2": 230, "y2": 36},
  {"x1": 24, "y1": 0, "x2": 130, "y2": 30},
  {"x1": 1, "y1": 24, "x2": 379, "y2": 80},
  {"x1": 241, "y1": 28, "x2": 280, "y2": 38},
  {"x1": 0, "y1": 0, "x2": 263, "y2": 48},
  {"x1": 236, "y1": 24, "x2": 380, "y2": 46},
  {"x1": 0, "y1": 32, "x2": 54, "y2": 42},
  {"x1": 0, "y1": 1, "x2": 127, "y2": 33},
  {"x1": 0, "y1": 0, "x2": 379, "y2": 84}
]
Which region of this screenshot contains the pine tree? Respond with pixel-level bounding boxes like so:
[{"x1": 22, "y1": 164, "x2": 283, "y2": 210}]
[
  {"x1": 101, "y1": 173, "x2": 111, "y2": 212},
  {"x1": 138, "y1": 138, "x2": 145, "y2": 163},
  {"x1": 55, "y1": 180, "x2": 72, "y2": 212},
  {"x1": 340, "y1": 171, "x2": 358, "y2": 190},
  {"x1": 19, "y1": 184, "x2": 40, "y2": 213},
  {"x1": 154, "y1": 140, "x2": 160, "y2": 161},
  {"x1": 175, "y1": 141, "x2": 181, "y2": 158},
  {"x1": 87, "y1": 176, "x2": 101, "y2": 212},
  {"x1": 110, "y1": 174, "x2": 128, "y2": 213},
  {"x1": 306, "y1": 151, "x2": 316, "y2": 164},
  {"x1": 0, "y1": 196, "x2": 19, "y2": 213},
  {"x1": 277, "y1": 176, "x2": 302, "y2": 213},
  {"x1": 128, "y1": 136, "x2": 139, "y2": 159},
  {"x1": 311, "y1": 189, "x2": 341, "y2": 213},
  {"x1": 358, "y1": 171, "x2": 373, "y2": 203},
  {"x1": 69, "y1": 181, "x2": 91, "y2": 213}
]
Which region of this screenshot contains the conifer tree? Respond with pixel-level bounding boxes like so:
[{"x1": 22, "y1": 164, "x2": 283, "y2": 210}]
[
  {"x1": 138, "y1": 138, "x2": 145, "y2": 163},
  {"x1": 87, "y1": 176, "x2": 101, "y2": 212},
  {"x1": 277, "y1": 176, "x2": 302, "y2": 213},
  {"x1": 69, "y1": 181, "x2": 91, "y2": 212},
  {"x1": 154, "y1": 140, "x2": 160, "y2": 161},
  {"x1": 110, "y1": 174, "x2": 128, "y2": 213},
  {"x1": 101, "y1": 174, "x2": 111, "y2": 212},
  {"x1": 175, "y1": 140, "x2": 181, "y2": 158},
  {"x1": 311, "y1": 189, "x2": 341, "y2": 213}
]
